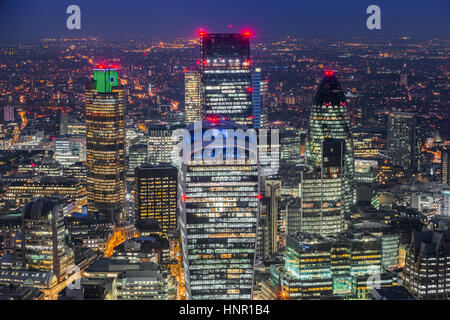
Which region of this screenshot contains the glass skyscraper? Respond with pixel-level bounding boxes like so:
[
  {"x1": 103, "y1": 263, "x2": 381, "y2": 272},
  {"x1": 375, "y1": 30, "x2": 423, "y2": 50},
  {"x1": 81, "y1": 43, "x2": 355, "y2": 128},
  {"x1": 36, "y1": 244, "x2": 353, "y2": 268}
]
[
  {"x1": 184, "y1": 70, "x2": 203, "y2": 124},
  {"x1": 251, "y1": 68, "x2": 268, "y2": 129},
  {"x1": 305, "y1": 71, "x2": 355, "y2": 217},
  {"x1": 180, "y1": 119, "x2": 260, "y2": 299},
  {"x1": 200, "y1": 33, "x2": 253, "y2": 126},
  {"x1": 387, "y1": 112, "x2": 420, "y2": 175},
  {"x1": 86, "y1": 66, "x2": 125, "y2": 224}
]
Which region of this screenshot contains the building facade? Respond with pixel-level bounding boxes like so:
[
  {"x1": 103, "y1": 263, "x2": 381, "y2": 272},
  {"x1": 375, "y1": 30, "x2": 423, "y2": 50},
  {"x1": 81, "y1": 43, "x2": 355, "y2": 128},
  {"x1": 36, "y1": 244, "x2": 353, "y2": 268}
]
[
  {"x1": 22, "y1": 198, "x2": 74, "y2": 282},
  {"x1": 85, "y1": 67, "x2": 125, "y2": 223},
  {"x1": 305, "y1": 71, "x2": 354, "y2": 216},
  {"x1": 180, "y1": 119, "x2": 260, "y2": 299},
  {"x1": 387, "y1": 112, "x2": 420, "y2": 175},
  {"x1": 134, "y1": 164, "x2": 178, "y2": 232},
  {"x1": 200, "y1": 33, "x2": 253, "y2": 126}
]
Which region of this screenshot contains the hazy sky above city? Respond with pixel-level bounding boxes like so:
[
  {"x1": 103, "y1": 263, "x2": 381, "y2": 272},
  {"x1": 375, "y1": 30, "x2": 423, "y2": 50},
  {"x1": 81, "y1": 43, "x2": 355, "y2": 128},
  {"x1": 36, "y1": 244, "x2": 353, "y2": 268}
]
[{"x1": 0, "y1": 0, "x2": 449, "y2": 40}]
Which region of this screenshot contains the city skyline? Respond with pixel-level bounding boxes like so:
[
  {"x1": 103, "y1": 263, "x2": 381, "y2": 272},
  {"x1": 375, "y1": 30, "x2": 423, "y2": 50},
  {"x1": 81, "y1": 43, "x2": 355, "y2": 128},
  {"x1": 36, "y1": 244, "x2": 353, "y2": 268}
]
[{"x1": 0, "y1": 1, "x2": 449, "y2": 306}]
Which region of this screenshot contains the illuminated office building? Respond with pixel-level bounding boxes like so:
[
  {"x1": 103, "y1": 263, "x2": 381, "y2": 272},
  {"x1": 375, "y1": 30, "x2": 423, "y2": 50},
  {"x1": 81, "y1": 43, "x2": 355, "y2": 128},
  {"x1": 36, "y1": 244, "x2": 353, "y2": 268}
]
[
  {"x1": 127, "y1": 142, "x2": 148, "y2": 180},
  {"x1": 387, "y1": 112, "x2": 420, "y2": 175},
  {"x1": 6, "y1": 177, "x2": 87, "y2": 212},
  {"x1": 184, "y1": 70, "x2": 203, "y2": 124},
  {"x1": 21, "y1": 198, "x2": 74, "y2": 282},
  {"x1": 272, "y1": 231, "x2": 395, "y2": 300},
  {"x1": 180, "y1": 119, "x2": 259, "y2": 299},
  {"x1": 305, "y1": 71, "x2": 354, "y2": 214},
  {"x1": 134, "y1": 164, "x2": 177, "y2": 232},
  {"x1": 352, "y1": 130, "x2": 380, "y2": 158},
  {"x1": 299, "y1": 139, "x2": 345, "y2": 236},
  {"x1": 85, "y1": 66, "x2": 125, "y2": 223},
  {"x1": 442, "y1": 147, "x2": 450, "y2": 185},
  {"x1": 54, "y1": 135, "x2": 86, "y2": 167},
  {"x1": 147, "y1": 125, "x2": 182, "y2": 167},
  {"x1": 63, "y1": 161, "x2": 86, "y2": 182},
  {"x1": 354, "y1": 159, "x2": 378, "y2": 183},
  {"x1": 200, "y1": 32, "x2": 253, "y2": 126},
  {"x1": 403, "y1": 230, "x2": 450, "y2": 299},
  {"x1": 3, "y1": 106, "x2": 15, "y2": 122},
  {"x1": 35, "y1": 159, "x2": 63, "y2": 177},
  {"x1": 251, "y1": 68, "x2": 268, "y2": 129},
  {"x1": 280, "y1": 128, "x2": 301, "y2": 166},
  {"x1": 59, "y1": 113, "x2": 69, "y2": 135}
]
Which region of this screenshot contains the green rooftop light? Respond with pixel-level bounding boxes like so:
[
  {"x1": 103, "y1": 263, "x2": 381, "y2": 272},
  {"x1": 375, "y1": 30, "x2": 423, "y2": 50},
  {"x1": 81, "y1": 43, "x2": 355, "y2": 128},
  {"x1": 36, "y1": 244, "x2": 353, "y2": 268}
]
[{"x1": 93, "y1": 66, "x2": 119, "y2": 93}]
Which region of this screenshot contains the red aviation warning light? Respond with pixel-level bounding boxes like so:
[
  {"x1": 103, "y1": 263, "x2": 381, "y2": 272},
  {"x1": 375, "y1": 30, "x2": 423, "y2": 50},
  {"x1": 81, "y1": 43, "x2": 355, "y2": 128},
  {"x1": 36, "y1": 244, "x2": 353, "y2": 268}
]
[
  {"x1": 198, "y1": 30, "x2": 206, "y2": 38},
  {"x1": 247, "y1": 87, "x2": 253, "y2": 93},
  {"x1": 242, "y1": 30, "x2": 252, "y2": 37},
  {"x1": 95, "y1": 64, "x2": 118, "y2": 70},
  {"x1": 206, "y1": 115, "x2": 220, "y2": 124},
  {"x1": 324, "y1": 70, "x2": 334, "y2": 77}
]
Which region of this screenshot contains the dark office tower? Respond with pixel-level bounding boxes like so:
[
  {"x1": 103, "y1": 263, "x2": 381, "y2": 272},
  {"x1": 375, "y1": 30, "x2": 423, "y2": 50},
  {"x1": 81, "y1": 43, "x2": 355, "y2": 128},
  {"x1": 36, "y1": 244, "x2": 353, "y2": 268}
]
[
  {"x1": 86, "y1": 66, "x2": 125, "y2": 224},
  {"x1": 441, "y1": 146, "x2": 450, "y2": 185},
  {"x1": 134, "y1": 164, "x2": 178, "y2": 232},
  {"x1": 305, "y1": 71, "x2": 354, "y2": 214},
  {"x1": 252, "y1": 68, "x2": 268, "y2": 129},
  {"x1": 300, "y1": 139, "x2": 345, "y2": 235},
  {"x1": 387, "y1": 112, "x2": 420, "y2": 175},
  {"x1": 60, "y1": 113, "x2": 69, "y2": 135},
  {"x1": 260, "y1": 179, "x2": 281, "y2": 260},
  {"x1": 127, "y1": 142, "x2": 148, "y2": 181},
  {"x1": 180, "y1": 119, "x2": 259, "y2": 300},
  {"x1": 22, "y1": 198, "x2": 74, "y2": 282},
  {"x1": 200, "y1": 32, "x2": 253, "y2": 126}
]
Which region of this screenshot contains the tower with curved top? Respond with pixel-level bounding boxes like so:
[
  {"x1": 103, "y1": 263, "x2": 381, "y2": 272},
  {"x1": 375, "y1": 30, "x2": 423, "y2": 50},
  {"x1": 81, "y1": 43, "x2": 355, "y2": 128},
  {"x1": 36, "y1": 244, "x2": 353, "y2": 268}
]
[{"x1": 301, "y1": 71, "x2": 355, "y2": 235}]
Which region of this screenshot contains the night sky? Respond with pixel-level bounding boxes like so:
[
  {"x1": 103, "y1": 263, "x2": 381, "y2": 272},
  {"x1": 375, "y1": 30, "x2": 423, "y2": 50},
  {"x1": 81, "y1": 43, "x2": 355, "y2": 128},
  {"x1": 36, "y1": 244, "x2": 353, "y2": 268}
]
[{"x1": 0, "y1": 0, "x2": 449, "y2": 39}]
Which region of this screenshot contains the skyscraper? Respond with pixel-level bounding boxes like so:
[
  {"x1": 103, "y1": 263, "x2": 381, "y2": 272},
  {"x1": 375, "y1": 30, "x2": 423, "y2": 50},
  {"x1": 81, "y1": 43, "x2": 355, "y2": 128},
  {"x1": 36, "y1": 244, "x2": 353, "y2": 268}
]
[
  {"x1": 441, "y1": 146, "x2": 449, "y2": 185},
  {"x1": 127, "y1": 142, "x2": 148, "y2": 181},
  {"x1": 305, "y1": 71, "x2": 354, "y2": 216},
  {"x1": 200, "y1": 32, "x2": 253, "y2": 126},
  {"x1": 134, "y1": 164, "x2": 178, "y2": 232},
  {"x1": 180, "y1": 119, "x2": 260, "y2": 299},
  {"x1": 184, "y1": 70, "x2": 203, "y2": 124},
  {"x1": 387, "y1": 112, "x2": 420, "y2": 175},
  {"x1": 403, "y1": 230, "x2": 450, "y2": 299},
  {"x1": 86, "y1": 66, "x2": 125, "y2": 224},
  {"x1": 147, "y1": 124, "x2": 183, "y2": 167},
  {"x1": 299, "y1": 139, "x2": 345, "y2": 235},
  {"x1": 3, "y1": 106, "x2": 15, "y2": 122},
  {"x1": 22, "y1": 198, "x2": 74, "y2": 282},
  {"x1": 251, "y1": 68, "x2": 268, "y2": 129}
]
